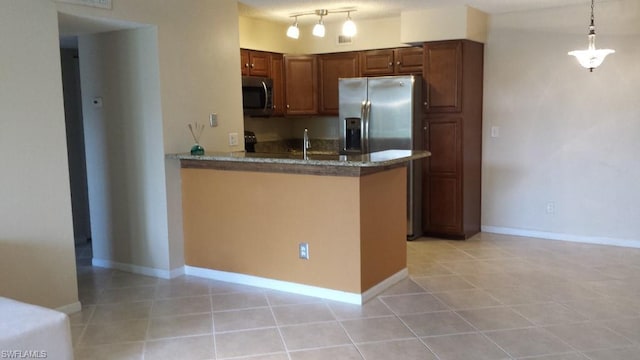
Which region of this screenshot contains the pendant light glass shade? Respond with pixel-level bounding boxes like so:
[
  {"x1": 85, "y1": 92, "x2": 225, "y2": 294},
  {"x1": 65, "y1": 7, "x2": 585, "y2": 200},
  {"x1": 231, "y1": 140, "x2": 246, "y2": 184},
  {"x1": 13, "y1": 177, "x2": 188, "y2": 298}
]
[
  {"x1": 568, "y1": 0, "x2": 614, "y2": 72},
  {"x1": 312, "y1": 18, "x2": 325, "y2": 37},
  {"x1": 342, "y1": 12, "x2": 357, "y2": 37},
  {"x1": 568, "y1": 33, "x2": 614, "y2": 71},
  {"x1": 286, "y1": 17, "x2": 299, "y2": 39}
]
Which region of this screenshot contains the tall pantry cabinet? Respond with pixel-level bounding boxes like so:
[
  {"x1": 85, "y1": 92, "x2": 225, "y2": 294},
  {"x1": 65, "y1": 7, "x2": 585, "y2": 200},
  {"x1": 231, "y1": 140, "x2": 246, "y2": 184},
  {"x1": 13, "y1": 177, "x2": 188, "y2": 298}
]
[{"x1": 422, "y1": 40, "x2": 483, "y2": 239}]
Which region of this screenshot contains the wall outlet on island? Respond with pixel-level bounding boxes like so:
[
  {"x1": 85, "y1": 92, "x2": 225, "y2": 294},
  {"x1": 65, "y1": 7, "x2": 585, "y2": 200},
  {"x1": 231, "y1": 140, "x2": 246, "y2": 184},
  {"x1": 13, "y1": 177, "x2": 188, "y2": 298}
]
[
  {"x1": 299, "y1": 242, "x2": 309, "y2": 260},
  {"x1": 546, "y1": 201, "x2": 555, "y2": 214},
  {"x1": 228, "y1": 132, "x2": 239, "y2": 146}
]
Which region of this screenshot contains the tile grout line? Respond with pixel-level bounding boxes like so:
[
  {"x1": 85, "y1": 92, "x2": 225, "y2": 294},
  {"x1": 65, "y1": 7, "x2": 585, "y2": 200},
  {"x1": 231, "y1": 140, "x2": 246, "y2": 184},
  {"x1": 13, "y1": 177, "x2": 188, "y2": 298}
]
[{"x1": 265, "y1": 292, "x2": 293, "y2": 360}]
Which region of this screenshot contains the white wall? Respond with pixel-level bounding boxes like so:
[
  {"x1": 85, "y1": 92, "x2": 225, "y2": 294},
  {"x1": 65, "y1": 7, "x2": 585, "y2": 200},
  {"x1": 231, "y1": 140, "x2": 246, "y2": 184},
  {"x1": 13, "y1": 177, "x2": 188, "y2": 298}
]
[
  {"x1": 482, "y1": 0, "x2": 640, "y2": 245},
  {"x1": 0, "y1": 0, "x2": 79, "y2": 310},
  {"x1": 57, "y1": 0, "x2": 243, "y2": 273},
  {"x1": 79, "y1": 27, "x2": 169, "y2": 272}
]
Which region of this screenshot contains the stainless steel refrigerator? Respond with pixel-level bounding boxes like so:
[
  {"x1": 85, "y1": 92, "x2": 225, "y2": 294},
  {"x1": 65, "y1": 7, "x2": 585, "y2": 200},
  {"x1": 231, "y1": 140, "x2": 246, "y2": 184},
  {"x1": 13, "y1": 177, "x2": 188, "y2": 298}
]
[{"x1": 339, "y1": 75, "x2": 423, "y2": 239}]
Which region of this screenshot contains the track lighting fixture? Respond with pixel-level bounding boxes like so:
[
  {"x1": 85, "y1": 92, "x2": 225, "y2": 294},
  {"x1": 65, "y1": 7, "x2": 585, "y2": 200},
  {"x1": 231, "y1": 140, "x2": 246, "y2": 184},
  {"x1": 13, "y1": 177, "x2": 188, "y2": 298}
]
[
  {"x1": 312, "y1": 10, "x2": 327, "y2": 37},
  {"x1": 342, "y1": 11, "x2": 357, "y2": 37},
  {"x1": 286, "y1": 16, "x2": 299, "y2": 39},
  {"x1": 286, "y1": 8, "x2": 356, "y2": 40}
]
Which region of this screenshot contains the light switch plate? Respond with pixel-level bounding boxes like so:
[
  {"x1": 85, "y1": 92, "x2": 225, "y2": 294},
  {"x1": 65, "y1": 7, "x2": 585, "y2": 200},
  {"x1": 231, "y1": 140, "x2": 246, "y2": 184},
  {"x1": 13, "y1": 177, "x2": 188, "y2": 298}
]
[
  {"x1": 209, "y1": 113, "x2": 218, "y2": 127},
  {"x1": 228, "y1": 132, "x2": 239, "y2": 146}
]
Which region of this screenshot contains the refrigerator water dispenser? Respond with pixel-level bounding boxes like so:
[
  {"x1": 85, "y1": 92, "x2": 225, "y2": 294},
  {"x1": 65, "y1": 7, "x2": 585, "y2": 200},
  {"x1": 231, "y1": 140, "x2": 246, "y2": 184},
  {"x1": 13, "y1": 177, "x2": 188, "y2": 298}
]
[{"x1": 344, "y1": 117, "x2": 361, "y2": 152}]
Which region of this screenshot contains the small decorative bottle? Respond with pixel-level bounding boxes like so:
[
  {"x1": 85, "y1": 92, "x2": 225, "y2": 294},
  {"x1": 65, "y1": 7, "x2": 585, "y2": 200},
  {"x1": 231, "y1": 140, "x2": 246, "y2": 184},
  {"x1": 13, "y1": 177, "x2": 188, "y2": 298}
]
[{"x1": 188, "y1": 122, "x2": 205, "y2": 155}]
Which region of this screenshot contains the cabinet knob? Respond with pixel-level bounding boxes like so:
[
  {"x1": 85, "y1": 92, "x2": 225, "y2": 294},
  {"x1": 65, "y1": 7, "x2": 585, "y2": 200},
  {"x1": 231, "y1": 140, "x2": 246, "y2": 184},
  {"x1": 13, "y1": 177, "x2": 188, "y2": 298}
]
[
  {"x1": 424, "y1": 101, "x2": 429, "y2": 107},
  {"x1": 423, "y1": 126, "x2": 428, "y2": 131},
  {"x1": 250, "y1": 63, "x2": 255, "y2": 68},
  {"x1": 286, "y1": 104, "x2": 290, "y2": 109},
  {"x1": 388, "y1": 62, "x2": 393, "y2": 67},
  {"x1": 396, "y1": 61, "x2": 401, "y2": 65},
  {"x1": 244, "y1": 63, "x2": 249, "y2": 68}
]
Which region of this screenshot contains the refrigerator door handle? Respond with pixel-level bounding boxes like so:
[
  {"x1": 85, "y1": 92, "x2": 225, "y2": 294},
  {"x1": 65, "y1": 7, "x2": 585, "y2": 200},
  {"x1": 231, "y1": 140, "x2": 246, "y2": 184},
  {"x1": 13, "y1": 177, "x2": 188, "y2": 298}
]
[
  {"x1": 361, "y1": 100, "x2": 367, "y2": 154},
  {"x1": 364, "y1": 101, "x2": 371, "y2": 153}
]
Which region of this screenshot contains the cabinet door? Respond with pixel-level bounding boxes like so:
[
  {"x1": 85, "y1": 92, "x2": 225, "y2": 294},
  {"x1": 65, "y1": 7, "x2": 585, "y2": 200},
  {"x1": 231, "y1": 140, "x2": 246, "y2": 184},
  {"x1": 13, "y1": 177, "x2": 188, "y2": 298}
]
[
  {"x1": 284, "y1": 55, "x2": 318, "y2": 115},
  {"x1": 318, "y1": 53, "x2": 359, "y2": 115},
  {"x1": 424, "y1": 175, "x2": 462, "y2": 234},
  {"x1": 240, "y1": 49, "x2": 250, "y2": 76},
  {"x1": 426, "y1": 119, "x2": 460, "y2": 174},
  {"x1": 423, "y1": 118, "x2": 463, "y2": 235},
  {"x1": 360, "y1": 49, "x2": 394, "y2": 76},
  {"x1": 270, "y1": 54, "x2": 285, "y2": 116},
  {"x1": 423, "y1": 41, "x2": 462, "y2": 113},
  {"x1": 248, "y1": 51, "x2": 270, "y2": 77},
  {"x1": 394, "y1": 47, "x2": 423, "y2": 74}
]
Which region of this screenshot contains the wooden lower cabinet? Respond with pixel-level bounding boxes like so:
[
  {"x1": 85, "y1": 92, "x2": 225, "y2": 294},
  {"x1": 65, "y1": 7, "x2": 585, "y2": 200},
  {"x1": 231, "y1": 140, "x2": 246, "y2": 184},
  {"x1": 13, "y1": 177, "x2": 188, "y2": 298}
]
[{"x1": 424, "y1": 175, "x2": 461, "y2": 234}]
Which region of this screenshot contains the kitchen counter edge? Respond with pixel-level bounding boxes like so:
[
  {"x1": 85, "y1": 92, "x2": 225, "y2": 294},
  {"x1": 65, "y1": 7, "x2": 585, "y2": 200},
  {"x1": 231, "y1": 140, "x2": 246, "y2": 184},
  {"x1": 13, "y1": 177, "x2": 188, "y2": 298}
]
[{"x1": 167, "y1": 150, "x2": 431, "y2": 177}]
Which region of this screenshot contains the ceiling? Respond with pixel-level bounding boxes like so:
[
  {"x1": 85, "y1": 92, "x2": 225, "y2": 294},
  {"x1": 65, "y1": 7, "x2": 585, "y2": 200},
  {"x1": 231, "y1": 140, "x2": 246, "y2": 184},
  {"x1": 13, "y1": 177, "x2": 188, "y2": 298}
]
[{"x1": 238, "y1": 0, "x2": 591, "y2": 24}]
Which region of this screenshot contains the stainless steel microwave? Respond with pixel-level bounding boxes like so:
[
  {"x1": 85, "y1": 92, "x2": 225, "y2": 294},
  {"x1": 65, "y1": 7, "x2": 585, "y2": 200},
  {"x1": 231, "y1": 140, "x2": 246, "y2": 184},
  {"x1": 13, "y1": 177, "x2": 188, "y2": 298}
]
[{"x1": 242, "y1": 76, "x2": 273, "y2": 117}]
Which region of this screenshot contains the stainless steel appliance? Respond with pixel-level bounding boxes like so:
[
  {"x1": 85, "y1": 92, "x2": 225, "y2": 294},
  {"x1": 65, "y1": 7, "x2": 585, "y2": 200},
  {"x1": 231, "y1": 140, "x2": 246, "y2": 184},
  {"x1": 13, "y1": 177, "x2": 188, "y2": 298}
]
[
  {"x1": 339, "y1": 75, "x2": 423, "y2": 239},
  {"x1": 242, "y1": 76, "x2": 273, "y2": 117}
]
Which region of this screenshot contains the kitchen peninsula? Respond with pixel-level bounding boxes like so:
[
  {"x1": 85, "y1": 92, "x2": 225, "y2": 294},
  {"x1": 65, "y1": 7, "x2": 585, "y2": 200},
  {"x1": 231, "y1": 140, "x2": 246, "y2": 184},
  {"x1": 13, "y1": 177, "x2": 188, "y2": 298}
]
[{"x1": 173, "y1": 150, "x2": 429, "y2": 304}]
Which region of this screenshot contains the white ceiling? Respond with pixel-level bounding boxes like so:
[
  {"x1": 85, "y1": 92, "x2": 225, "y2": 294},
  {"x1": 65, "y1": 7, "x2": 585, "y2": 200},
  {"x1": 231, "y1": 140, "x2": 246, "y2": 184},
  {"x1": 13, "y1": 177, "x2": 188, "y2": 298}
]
[{"x1": 238, "y1": 0, "x2": 591, "y2": 23}]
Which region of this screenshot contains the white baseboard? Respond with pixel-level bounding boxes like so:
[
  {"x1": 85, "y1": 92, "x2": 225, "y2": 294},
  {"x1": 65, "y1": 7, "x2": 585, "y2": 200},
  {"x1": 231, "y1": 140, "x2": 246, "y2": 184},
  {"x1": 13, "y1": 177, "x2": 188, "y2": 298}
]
[
  {"x1": 362, "y1": 268, "x2": 409, "y2": 303},
  {"x1": 482, "y1": 226, "x2": 640, "y2": 249},
  {"x1": 185, "y1": 265, "x2": 407, "y2": 305},
  {"x1": 56, "y1": 301, "x2": 81, "y2": 315},
  {"x1": 92, "y1": 258, "x2": 184, "y2": 279}
]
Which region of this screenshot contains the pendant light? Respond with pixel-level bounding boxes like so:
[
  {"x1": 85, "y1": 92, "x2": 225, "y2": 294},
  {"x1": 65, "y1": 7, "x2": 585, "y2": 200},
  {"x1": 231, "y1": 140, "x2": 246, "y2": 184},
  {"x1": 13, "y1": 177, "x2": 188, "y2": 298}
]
[
  {"x1": 568, "y1": 0, "x2": 615, "y2": 72},
  {"x1": 312, "y1": 10, "x2": 328, "y2": 37},
  {"x1": 286, "y1": 16, "x2": 299, "y2": 39},
  {"x1": 342, "y1": 11, "x2": 357, "y2": 37}
]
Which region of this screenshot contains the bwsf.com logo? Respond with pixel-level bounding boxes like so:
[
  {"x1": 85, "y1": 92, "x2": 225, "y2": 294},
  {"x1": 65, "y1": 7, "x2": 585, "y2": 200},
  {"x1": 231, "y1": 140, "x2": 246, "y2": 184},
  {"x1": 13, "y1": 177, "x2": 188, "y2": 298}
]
[{"x1": 1, "y1": 350, "x2": 48, "y2": 359}]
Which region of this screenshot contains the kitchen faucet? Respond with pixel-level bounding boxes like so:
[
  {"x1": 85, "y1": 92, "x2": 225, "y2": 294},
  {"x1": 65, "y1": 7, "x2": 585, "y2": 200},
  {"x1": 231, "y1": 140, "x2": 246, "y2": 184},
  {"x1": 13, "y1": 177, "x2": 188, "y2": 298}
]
[{"x1": 303, "y1": 128, "x2": 310, "y2": 159}]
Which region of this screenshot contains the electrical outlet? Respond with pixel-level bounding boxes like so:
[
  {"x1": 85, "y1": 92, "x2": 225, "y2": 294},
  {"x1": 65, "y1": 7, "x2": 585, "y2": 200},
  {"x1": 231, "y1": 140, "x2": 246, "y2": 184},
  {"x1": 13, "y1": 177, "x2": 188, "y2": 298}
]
[
  {"x1": 491, "y1": 126, "x2": 500, "y2": 138},
  {"x1": 546, "y1": 201, "x2": 555, "y2": 214},
  {"x1": 299, "y1": 242, "x2": 309, "y2": 260},
  {"x1": 228, "y1": 132, "x2": 239, "y2": 146}
]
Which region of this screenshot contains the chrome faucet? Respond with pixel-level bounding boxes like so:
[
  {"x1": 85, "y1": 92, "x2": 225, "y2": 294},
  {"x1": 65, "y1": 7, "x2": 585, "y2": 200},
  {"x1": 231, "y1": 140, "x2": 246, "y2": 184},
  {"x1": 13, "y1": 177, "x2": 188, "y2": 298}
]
[{"x1": 303, "y1": 128, "x2": 311, "y2": 159}]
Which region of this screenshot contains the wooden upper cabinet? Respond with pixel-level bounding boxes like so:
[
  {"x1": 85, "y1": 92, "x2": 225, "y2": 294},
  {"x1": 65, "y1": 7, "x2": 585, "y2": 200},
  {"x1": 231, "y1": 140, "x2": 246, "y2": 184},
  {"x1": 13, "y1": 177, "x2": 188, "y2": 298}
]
[
  {"x1": 240, "y1": 49, "x2": 270, "y2": 77},
  {"x1": 423, "y1": 41, "x2": 462, "y2": 113},
  {"x1": 394, "y1": 47, "x2": 423, "y2": 74},
  {"x1": 284, "y1": 55, "x2": 318, "y2": 115},
  {"x1": 270, "y1": 53, "x2": 285, "y2": 116},
  {"x1": 360, "y1": 49, "x2": 394, "y2": 76},
  {"x1": 318, "y1": 52, "x2": 359, "y2": 115},
  {"x1": 240, "y1": 49, "x2": 250, "y2": 76},
  {"x1": 360, "y1": 47, "x2": 423, "y2": 76}
]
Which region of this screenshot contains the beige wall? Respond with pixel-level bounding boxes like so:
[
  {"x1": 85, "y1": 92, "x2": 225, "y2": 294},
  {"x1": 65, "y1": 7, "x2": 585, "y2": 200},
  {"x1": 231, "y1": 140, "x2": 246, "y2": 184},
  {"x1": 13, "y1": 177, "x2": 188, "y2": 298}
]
[
  {"x1": 56, "y1": 0, "x2": 244, "y2": 273},
  {"x1": 240, "y1": 15, "x2": 409, "y2": 55},
  {"x1": 181, "y1": 166, "x2": 407, "y2": 293},
  {"x1": 400, "y1": 6, "x2": 487, "y2": 44},
  {"x1": 482, "y1": 0, "x2": 640, "y2": 244},
  {"x1": 79, "y1": 27, "x2": 169, "y2": 271},
  {"x1": 0, "y1": 0, "x2": 78, "y2": 310}
]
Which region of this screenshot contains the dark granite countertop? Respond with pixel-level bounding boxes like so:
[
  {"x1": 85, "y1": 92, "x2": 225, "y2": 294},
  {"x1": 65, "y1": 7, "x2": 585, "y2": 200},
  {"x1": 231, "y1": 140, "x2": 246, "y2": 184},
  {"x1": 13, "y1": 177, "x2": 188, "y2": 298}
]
[{"x1": 168, "y1": 150, "x2": 431, "y2": 176}]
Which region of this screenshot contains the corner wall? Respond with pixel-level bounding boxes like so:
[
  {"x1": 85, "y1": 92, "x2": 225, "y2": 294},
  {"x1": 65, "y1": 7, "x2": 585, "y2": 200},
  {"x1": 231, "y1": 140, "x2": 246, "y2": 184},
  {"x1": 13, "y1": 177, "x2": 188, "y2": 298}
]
[
  {"x1": 79, "y1": 27, "x2": 169, "y2": 273},
  {"x1": 57, "y1": 0, "x2": 244, "y2": 273},
  {"x1": 0, "y1": 0, "x2": 78, "y2": 310},
  {"x1": 482, "y1": 0, "x2": 640, "y2": 245}
]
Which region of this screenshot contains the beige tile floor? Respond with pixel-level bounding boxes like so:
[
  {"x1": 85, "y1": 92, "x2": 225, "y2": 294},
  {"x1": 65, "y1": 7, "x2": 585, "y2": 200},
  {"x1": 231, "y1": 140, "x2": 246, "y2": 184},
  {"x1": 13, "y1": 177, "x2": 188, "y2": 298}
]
[{"x1": 72, "y1": 233, "x2": 640, "y2": 359}]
